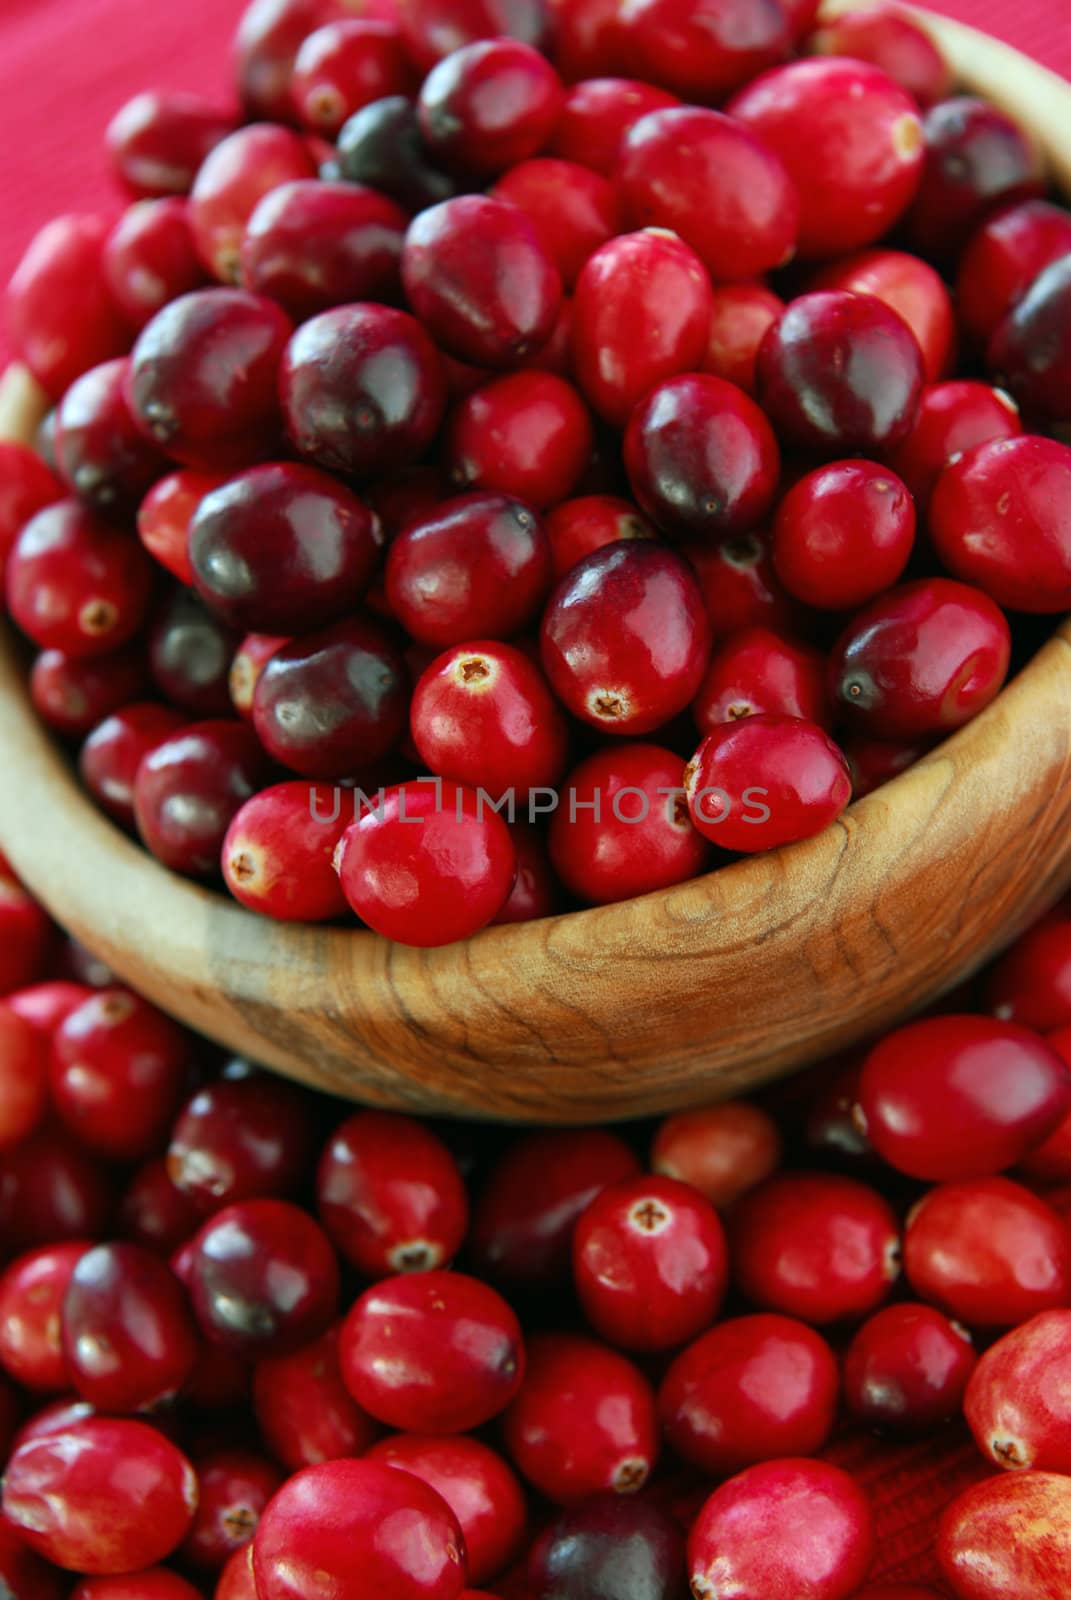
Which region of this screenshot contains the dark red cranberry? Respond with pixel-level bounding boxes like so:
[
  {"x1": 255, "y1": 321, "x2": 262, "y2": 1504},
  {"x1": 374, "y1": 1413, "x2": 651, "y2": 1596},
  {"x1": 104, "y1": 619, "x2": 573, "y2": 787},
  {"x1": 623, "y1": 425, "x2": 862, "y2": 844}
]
[
  {"x1": 334, "y1": 780, "x2": 518, "y2": 945},
  {"x1": 989, "y1": 254, "x2": 1071, "y2": 425},
  {"x1": 78, "y1": 703, "x2": 186, "y2": 830},
  {"x1": 844, "y1": 1302, "x2": 977, "y2": 1435},
  {"x1": 398, "y1": 0, "x2": 552, "y2": 71},
  {"x1": 572, "y1": 229, "x2": 711, "y2": 427},
  {"x1": 119, "y1": 1158, "x2": 202, "y2": 1256},
  {"x1": 222, "y1": 781, "x2": 351, "y2": 922},
  {"x1": 7, "y1": 215, "x2": 132, "y2": 400},
  {"x1": 252, "y1": 1458, "x2": 467, "y2": 1600},
  {"x1": 987, "y1": 908, "x2": 1071, "y2": 1031},
  {"x1": 503, "y1": 1331, "x2": 658, "y2": 1502},
  {"x1": 844, "y1": 735, "x2": 930, "y2": 800},
  {"x1": 6, "y1": 500, "x2": 154, "y2": 659},
  {"x1": 126, "y1": 288, "x2": 292, "y2": 470},
  {"x1": 445, "y1": 372, "x2": 593, "y2": 510},
  {"x1": 806, "y1": 5, "x2": 952, "y2": 106},
  {"x1": 252, "y1": 617, "x2": 409, "y2": 777},
  {"x1": 167, "y1": 1070, "x2": 317, "y2": 1210},
  {"x1": 2, "y1": 1417, "x2": 198, "y2": 1576},
  {"x1": 105, "y1": 90, "x2": 235, "y2": 197},
  {"x1": 419, "y1": 38, "x2": 562, "y2": 176},
  {"x1": 528, "y1": 1494, "x2": 685, "y2": 1600},
  {"x1": 685, "y1": 714, "x2": 851, "y2": 852},
  {"x1": 704, "y1": 283, "x2": 784, "y2": 395},
  {"x1": 253, "y1": 1324, "x2": 379, "y2": 1470},
  {"x1": 886, "y1": 379, "x2": 1022, "y2": 509},
  {"x1": 550, "y1": 0, "x2": 622, "y2": 81},
  {"x1": 230, "y1": 633, "x2": 288, "y2": 721},
  {"x1": 138, "y1": 467, "x2": 225, "y2": 585},
  {"x1": 0, "y1": 1241, "x2": 89, "y2": 1391},
  {"x1": 828, "y1": 578, "x2": 1011, "y2": 739},
  {"x1": 239, "y1": 179, "x2": 406, "y2": 318},
  {"x1": 624, "y1": 373, "x2": 779, "y2": 543},
  {"x1": 234, "y1": 0, "x2": 345, "y2": 122},
  {"x1": 336, "y1": 96, "x2": 458, "y2": 212},
  {"x1": 292, "y1": 19, "x2": 417, "y2": 136},
  {"x1": 133, "y1": 719, "x2": 270, "y2": 878},
  {"x1": 0, "y1": 869, "x2": 53, "y2": 1000},
  {"x1": 550, "y1": 77, "x2": 680, "y2": 175},
  {"x1": 187, "y1": 1198, "x2": 339, "y2": 1357},
  {"x1": 280, "y1": 302, "x2": 446, "y2": 478},
  {"x1": 693, "y1": 627, "x2": 828, "y2": 735},
  {"x1": 810, "y1": 246, "x2": 956, "y2": 384},
  {"x1": 189, "y1": 124, "x2": 316, "y2": 282},
  {"x1": 492, "y1": 822, "x2": 559, "y2": 923},
  {"x1": 907, "y1": 96, "x2": 1045, "y2": 264},
  {"x1": 491, "y1": 158, "x2": 618, "y2": 287},
  {"x1": 540, "y1": 543, "x2": 710, "y2": 735},
  {"x1": 181, "y1": 1448, "x2": 283, "y2": 1572},
  {"x1": 0, "y1": 1126, "x2": 113, "y2": 1252},
  {"x1": 659, "y1": 1312, "x2": 838, "y2": 1473},
  {"x1": 957, "y1": 199, "x2": 1071, "y2": 346},
  {"x1": 615, "y1": 0, "x2": 789, "y2": 100},
  {"x1": 684, "y1": 531, "x2": 801, "y2": 638},
  {"x1": 757, "y1": 290, "x2": 924, "y2": 454},
  {"x1": 773, "y1": 460, "x2": 915, "y2": 610},
  {"x1": 103, "y1": 199, "x2": 208, "y2": 329},
  {"x1": 0, "y1": 439, "x2": 64, "y2": 587},
  {"x1": 148, "y1": 588, "x2": 241, "y2": 717},
  {"x1": 545, "y1": 494, "x2": 655, "y2": 578},
  {"x1": 652, "y1": 1102, "x2": 782, "y2": 1208},
  {"x1": 729, "y1": 58, "x2": 924, "y2": 258},
  {"x1": 30, "y1": 645, "x2": 149, "y2": 739}
]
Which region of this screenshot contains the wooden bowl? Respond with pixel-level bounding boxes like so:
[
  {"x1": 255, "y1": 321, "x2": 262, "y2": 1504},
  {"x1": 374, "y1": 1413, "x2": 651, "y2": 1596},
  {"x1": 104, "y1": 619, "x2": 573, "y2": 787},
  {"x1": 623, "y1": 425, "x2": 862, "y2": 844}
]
[{"x1": 3, "y1": 7, "x2": 1071, "y2": 1122}]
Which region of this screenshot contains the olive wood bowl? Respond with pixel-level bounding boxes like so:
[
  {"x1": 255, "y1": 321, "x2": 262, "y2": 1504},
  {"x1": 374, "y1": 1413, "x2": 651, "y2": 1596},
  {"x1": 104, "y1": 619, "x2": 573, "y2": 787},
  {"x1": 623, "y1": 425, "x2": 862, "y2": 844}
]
[{"x1": 2, "y1": 5, "x2": 1071, "y2": 1121}]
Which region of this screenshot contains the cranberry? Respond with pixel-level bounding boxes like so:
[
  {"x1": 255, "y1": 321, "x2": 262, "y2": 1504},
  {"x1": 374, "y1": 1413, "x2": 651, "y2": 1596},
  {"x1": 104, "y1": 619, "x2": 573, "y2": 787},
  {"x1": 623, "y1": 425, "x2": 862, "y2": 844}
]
[
  {"x1": 615, "y1": 0, "x2": 788, "y2": 100},
  {"x1": 180, "y1": 1448, "x2": 283, "y2": 1572},
  {"x1": 904, "y1": 1178, "x2": 1071, "y2": 1328},
  {"x1": 367, "y1": 1434, "x2": 527, "y2": 1585},
  {"x1": 0, "y1": 1513, "x2": 68, "y2": 1598},
  {"x1": 252, "y1": 617, "x2": 409, "y2": 777},
  {"x1": 811, "y1": 247, "x2": 955, "y2": 384},
  {"x1": 704, "y1": 283, "x2": 784, "y2": 396},
  {"x1": 490, "y1": 158, "x2": 618, "y2": 288},
  {"x1": 254, "y1": 1323, "x2": 378, "y2": 1469},
  {"x1": 167, "y1": 1070, "x2": 316, "y2": 1210},
  {"x1": 549, "y1": 0, "x2": 621, "y2": 81},
  {"x1": 693, "y1": 627, "x2": 828, "y2": 735},
  {"x1": 53, "y1": 360, "x2": 166, "y2": 511},
  {"x1": 79, "y1": 704, "x2": 187, "y2": 830},
  {"x1": 528, "y1": 1494, "x2": 685, "y2": 1600},
  {"x1": 688, "y1": 1459, "x2": 875, "y2": 1600},
  {"x1": 957, "y1": 199, "x2": 1071, "y2": 346},
  {"x1": 72, "y1": 1573, "x2": 203, "y2": 1600},
  {"x1": 419, "y1": 39, "x2": 563, "y2": 175},
  {"x1": 253, "y1": 1457, "x2": 467, "y2": 1600},
  {"x1": 757, "y1": 290, "x2": 924, "y2": 455},
  {"x1": 729, "y1": 59, "x2": 923, "y2": 258},
  {"x1": 986, "y1": 907, "x2": 1071, "y2": 1030},
  {"x1": 0, "y1": 1002, "x2": 48, "y2": 1150},
  {"x1": 989, "y1": 254, "x2": 1071, "y2": 425},
  {"x1": 188, "y1": 124, "x2": 316, "y2": 282},
  {"x1": 11, "y1": 1396, "x2": 95, "y2": 1449},
  {"x1": 0, "y1": 870, "x2": 53, "y2": 1000},
  {"x1": 844, "y1": 1301, "x2": 976, "y2": 1436},
  {"x1": 572, "y1": 229, "x2": 711, "y2": 427},
  {"x1": 0, "y1": 1127, "x2": 113, "y2": 1252},
  {"x1": 659, "y1": 1312, "x2": 838, "y2": 1473},
  {"x1": 6, "y1": 500, "x2": 154, "y2": 660},
  {"x1": 336, "y1": 95, "x2": 458, "y2": 211},
  {"x1": 7, "y1": 215, "x2": 132, "y2": 400},
  {"x1": 446, "y1": 373, "x2": 594, "y2": 511},
  {"x1": 684, "y1": 714, "x2": 850, "y2": 853},
  {"x1": 292, "y1": 19, "x2": 416, "y2": 135},
  {"x1": 886, "y1": 379, "x2": 1022, "y2": 510},
  {"x1": 137, "y1": 468, "x2": 224, "y2": 584},
  {"x1": 730, "y1": 1171, "x2": 900, "y2": 1324},
  {"x1": 106, "y1": 90, "x2": 234, "y2": 198},
  {"x1": 103, "y1": 199, "x2": 208, "y2": 331},
  {"x1": 772, "y1": 460, "x2": 915, "y2": 613},
  {"x1": 6, "y1": 979, "x2": 93, "y2": 1034},
  {"x1": 280, "y1": 302, "x2": 446, "y2": 479},
  {"x1": 119, "y1": 1157, "x2": 202, "y2": 1255},
  {"x1": 503, "y1": 1331, "x2": 658, "y2": 1501},
  {"x1": 133, "y1": 720, "x2": 269, "y2": 878},
  {"x1": 625, "y1": 374, "x2": 780, "y2": 544},
  {"x1": 907, "y1": 96, "x2": 1045, "y2": 264},
  {"x1": 0, "y1": 1241, "x2": 88, "y2": 1391},
  {"x1": 217, "y1": 1551, "x2": 260, "y2": 1600},
  {"x1": 545, "y1": 495, "x2": 655, "y2": 579},
  {"x1": 148, "y1": 590, "x2": 241, "y2": 717},
  {"x1": 1018, "y1": 1039, "x2": 1071, "y2": 1181},
  {"x1": 187, "y1": 1198, "x2": 339, "y2": 1357},
  {"x1": 938, "y1": 1471, "x2": 1071, "y2": 1600},
  {"x1": 0, "y1": 439, "x2": 64, "y2": 585},
  {"x1": 550, "y1": 78, "x2": 680, "y2": 175},
  {"x1": 652, "y1": 1101, "x2": 782, "y2": 1208},
  {"x1": 234, "y1": 0, "x2": 344, "y2": 121},
  {"x1": 492, "y1": 822, "x2": 558, "y2": 923},
  {"x1": 222, "y1": 781, "x2": 351, "y2": 922},
  {"x1": 30, "y1": 646, "x2": 149, "y2": 740},
  {"x1": 541, "y1": 543, "x2": 709, "y2": 735},
  {"x1": 806, "y1": 5, "x2": 952, "y2": 107},
  {"x1": 828, "y1": 578, "x2": 1011, "y2": 740},
  {"x1": 2, "y1": 1417, "x2": 198, "y2": 1575},
  {"x1": 230, "y1": 633, "x2": 287, "y2": 720},
  {"x1": 964, "y1": 1308, "x2": 1070, "y2": 1477},
  {"x1": 239, "y1": 180, "x2": 406, "y2": 319}
]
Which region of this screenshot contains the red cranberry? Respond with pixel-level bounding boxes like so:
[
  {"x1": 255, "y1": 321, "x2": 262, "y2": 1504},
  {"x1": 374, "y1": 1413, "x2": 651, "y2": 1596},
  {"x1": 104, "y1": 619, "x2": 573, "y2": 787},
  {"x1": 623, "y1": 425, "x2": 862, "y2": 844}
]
[
  {"x1": 491, "y1": 158, "x2": 618, "y2": 287},
  {"x1": 6, "y1": 979, "x2": 93, "y2": 1034},
  {"x1": 624, "y1": 373, "x2": 780, "y2": 543},
  {"x1": 549, "y1": 0, "x2": 622, "y2": 82},
  {"x1": 652, "y1": 1102, "x2": 782, "y2": 1208},
  {"x1": 2, "y1": 1417, "x2": 198, "y2": 1575},
  {"x1": 446, "y1": 372, "x2": 594, "y2": 511},
  {"x1": 181, "y1": 1448, "x2": 283, "y2": 1572},
  {"x1": 400, "y1": 0, "x2": 551, "y2": 68},
  {"x1": 79, "y1": 703, "x2": 187, "y2": 829},
  {"x1": 252, "y1": 1457, "x2": 467, "y2": 1600},
  {"x1": 188, "y1": 124, "x2": 316, "y2": 281},
  {"x1": 72, "y1": 1572, "x2": 203, "y2": 1600},
  {"x1": 828, "y1": 578, "x2": 1011, "y2": 740},
  {"x1": 503, "y1": 1331, "x2": 658, "y2": 1502},
  {"x1": 965, "y1": 1309, "x2": 1071, "y2": 1472},
  {"x1": 938, "y1": 1471, "x2": 1071, "y2": 1600},
  {"x1": 187, "y1": 1198, "x2": 339, "y2": 1357},
  {"x1": 54, "y1": 358, "x2": 167, "y2": 511},
  {"x1": 684, "y1": 714, "x2": 851, "y2": 853},
  {"x1": 0, "y1": 439, "x2": 64, "y2": 587},
  {"x1": 806, "y1": 5, "x2": 952, "y2": 106},
  {"x1": 367, "y1": 1434, "x2": 527, "y2": 1585},
  {"x1": 0, "y1": 1003, "x2": 48, "y2": 1150},
  {"x1": 541, "y1": 543, "x2": 709, "y2": 735},
  {"x1": 907, "y1": 96, "x2": 1045, "y2": 264},
  {"x1": 6, "y1": 500, "x2": 153, "y2": 660},
  {"x1": 222, "y1": 781, "x2": 351, "y2": 922},
  {"x1": 986, "y1": 907, "x2": 1071, "y2": 1030},
  {"x1": 11, "y1": 1396, "x2": 95, "y2": 1449},
  {"x1": 234, "y1": 0, "x2": 345, "y2": 121},
  {"x1": 137, "y1": 467, "x2": 224, "y2": 584},
  {"x1": 773, "y1": 462, "x2": 915, "y2": 612},
  {"x1": 119, "y1": 1157, "x2": 202, "y2": 1255},
  {"x1": 150, "y1": 587, "x2": 241, "y2": 719},
  {"x1": 886, "y1": 379, "x2": 1021, "y2": 509},
  {"x1": 167, "y1": 1070, "x2": 316, "y2": 1210},
  {"x1": 7, "y1": 215, "x2": 132, "y2": 400},
  {"x1": 550, "y1": 78, "x2": 680, "y2": 175},
  {"x1": 684, "y1": 531, "x2": 801, "y2": 638},
  {"x1": 688, "y1": 1459, "x2": 875, "y2": 1600},
  {"x1": 705, "y1": 283, "x2": 784, "y2": 396},
  {"x1": 239, "y1": 179, "x2": 406, "y2": 318},
  {"x1": 810, "y1": 247, "x2": 955, "y2": 384},
  {"x1": 0, "y1": 1241, "x2": 88, "y2": 1391},
  {"x1": 30, "y1": 646, "x2": 149, "y2": 740},
  {"x1": 545, "y1": 494, "x2": 655, "y2": 578},
  {"x1": 527, "y1": 1494, "x2": 685, "y2": 1600},
  {"x1": 253, "y1": 1323, "x2": 379, "y2": 1469},
  {"x1": 757, "y1": 290, "x2": 924, "y2": 455},
  {"x1": 230, "y1": 633, "x2": 287, "y2": 720},
  {"x1": 103, "y1": 199, "x2": 208, "y2": 330},
  {"x1": 659, "y1": 1312, "x2": 838, "y2": 1473},
  {"x1": 693, "y1": 627, "x2": 828, "y2": 733},
  {"x1": 133, "y1": 720, "x2": 269, "y2": 878},
  {"x1": 904, "y1": 1178, "x2": 1071, "y2": 1328},
  {"x1": 729, "y1": 59, "x2": 923, "y2": 258},
  {"x1": 292, "y1": 19, "x2": 416, "y2": 135},
  {"x1": 419, "y1": 39, "x2": 563, "y2": 175},
  {"x1": 0, "y1": 1127, "x2": 113, "y2": 1252},
  {"x1": 989, "y1": 255, "x2": 1071, "y2": 425},
  {"x1": 492, "y1": 822, "x2": 558, "y2": 923},
  {"x1": 0, "y1": 870, "x2": 53, "y2": 1000},
  {"x1": 106, "y1": 90, "x2": 234, "y2": 198},
  {"x1": 572, "y1": 229, "x2": 712, "y2": 427},
  {"x1": 957, "y1": 199, "x2": 1071, "y2": 346},
  {"x1": 615, "y1": 0, "x2": 788, "y2": 100},
  {"x1": 844, "y1": 1302, "x2": 977, "y2": 1435},
  {"x1": 336, "y1": 95, "x2": 458, "y2": 211},
  {"x1": 217, "y1": 1551, "x2": 262, "y2": 1600}
]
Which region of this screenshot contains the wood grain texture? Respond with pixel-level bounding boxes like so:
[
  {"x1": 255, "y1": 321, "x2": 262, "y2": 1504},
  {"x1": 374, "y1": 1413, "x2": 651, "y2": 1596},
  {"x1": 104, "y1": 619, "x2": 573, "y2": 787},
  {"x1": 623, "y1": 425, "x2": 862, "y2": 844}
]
[{"x1": 2, "y1": 11, "x2": 1071, "y2": 1120}]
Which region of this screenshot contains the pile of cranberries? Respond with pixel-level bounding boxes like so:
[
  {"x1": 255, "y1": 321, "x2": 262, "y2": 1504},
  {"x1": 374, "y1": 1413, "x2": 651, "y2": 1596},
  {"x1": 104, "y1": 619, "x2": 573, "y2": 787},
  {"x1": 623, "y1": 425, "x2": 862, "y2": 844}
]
[
  {"x1": 2, "y1": 0, "x2": 1071, "y2": 946},
  {"x1": 4, "y1": 854, "x2": 1071, "y2": 1596}
]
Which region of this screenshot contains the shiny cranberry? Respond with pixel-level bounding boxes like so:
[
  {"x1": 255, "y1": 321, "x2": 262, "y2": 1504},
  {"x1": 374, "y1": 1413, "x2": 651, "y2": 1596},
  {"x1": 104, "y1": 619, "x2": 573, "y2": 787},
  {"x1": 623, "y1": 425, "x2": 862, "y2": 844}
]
[
  {"x1": 230, "y1": 633, "x2": 287, "y2": 720},
  {"x1": 134, "y1": 720, "x2": 269, "y2": 878},
  {"x1": 103, "y1": 199, "x2": 208, "y2": 332},
  {"x1": 336, "y1": 96, "x2": 458, "y2": 211},
  {"x1": 757, "y1": 290, "x2": 924, "y2": 454},
  {"x1": 811, "y1": 247, "x2": 955, "y2": 384},
  {"x1": 907, "y1": 96, "x2": 1045, "y2": 263},
  {"x1": 704, "y1": 283, "x2": 784, "y2": 396},
  {"x1": 572, "y1": 230, "x2": 711, "y2": 427},
  {"x1": 234, "y1": 0, "x2": 343, "y2": 120},
  {"x1": 137, "y1": 469, "x2": 221, "y2": 584},
  {"x1": 253, "y1": 1457, "x2": 467, "y2": 1600},
  {"x1": 280, "y1": 302, "x2": 446, "y2": 478},
  {"x1": 490, "y1": 158, "x2": 617, "y2": 289},
  {"x1": 0, "y1": 1127, "x2": 113, "y2": 1252},
  {"x1": 239, "y1": 180, "x2": 406, "y2": 318},
  {"x1": 684, "y1": 531, "x2": 801, "y2": 638},
  {"x1": 419, "y1": 39, "x2": 563, "y2": 175},
  {"x1": 292, "y1": 19, "x2": 416, "y2": 135},
  {"x1": 688, "y1": 1459, "x2": 875, "y2": 1600},
  {"x1": 6, "y1": 979, "x2": 93, "y2": 1034},
  {"x1": 684, "y1": 714, "x2": 851, "y2": 853},
  {"x1": 217, "y1": 1552, "x2": 260, "y2": 1600},
  {"x1": 886, "y1": 379, "x2": 1022, "y2": 510},
  {"x1": 957, "y1": 199, "x2": 1071, "y2": 347},
  {"x1": 828, "y1": 578, "x2": 1010, "y2": 740},
  {"x1": 806, "y1": 5, "x2": 952, "y2": 106},
  {"x1": 405, "y1": 0, "x2": 551, "y2": 67},
  {"x1": 692, "y1": 627, "x2": 828, "y2": 735},
  {"x1": 844, "y1": 1301, "x2": 976, "y2": 1437},
  {"x1": 652, "y1": 1101, "x2": 782, "y2": 1208},
  {"x1": 905, "y1": 1178, "x2": 1071, "y2": 1328},
  {"x1": 150, "y1": 573, "x2": 242, "y2": 712},
  {"x1": 7, "y1": 215, "x2": 132, "y2": 400},
  {"x1": 188, "y1": 124, "x2": 315, "y2": 282},
  {"x1": 550, "y1": 78, "x2": 680, "y2": 175},
  {"x1": 615, "y1": 0, "x2": 788, "y2": 100},
  {"x1": 252, "y1": 617, "x2": 408, "y2": 777},
  {"x1": 773, "y1": 462, "x2": 915, "y2": 612},
  {"x1": 0, "y1": 439, "x2": 63, "y2": 585},
  {"x1": 181, "y1": 1448, "x2": 283, "y2": 1573},
  {"x1": 79, "y1": 703, "x2": 185, "y2": 829},
  {"x1": 222, "y1": 781, "x2": 351, "y2": 922},
  {"x1": 54, "y1": 358, "x2": 167, "y2": 511},
  {"x1": 965, "y1": 1308, "x2": 1071, "y2": 1473},
  {"x1": 548, "y1": 0, "x2": 620, "y2": 81},
  {"x1": 403, "y1": 196, "x2": 561, "y2": 369},
  {"x1": 730, "y1": 59, "x2": 923, "y2": 258},
  {"x1": 939, "y1": 1471, "x2": 1071, "y2": 1600},
  {"x1": 503, "y1": 1331, "x2": 658, "y2": 1501},
  {"x1": 0, "y1": 1241, "x2": 88, "y2": 1390},
  {"x1": 3, "y1": 1417, "x2": 198, "y2": 1575},
  {"x1": 541, "y1": 543, "x2": 709, "y2": 735},
  {"x1": 368, "y1": 1434, "x2": 527, "y2": 1585},
  {"x1": 167, "y1": 1070, "x2": 316, "y2": 1210},
  {"x1": 187, "y1": 1198, "x2": 338, "y2": 1357},
  {"x1": 987, "y1": 907, "x2": 1071, "y2": 1030},
  {"x1": 528, "y1": 1494, "x2": 684, "y2": 1600},
  {"x1": 989, "y1": 254, "x2": 1071, "y2": 425},
  {"x1": 72, "y1": 1572, "x2": 203, "y2": 1600},
  {"x1": 6, "y1": 500, "x2": 153, "y2": 659},
  {"x1": 545, "y1": 495, "x2": 655, "y2": 579},
  {"x1": 253, "y1": 1323, "x2": 378, "y2": 1469},
  {"x1": 445, "y1": 373, "x2": 593, "y2": 511},
  {"x1": 30, "y1": 645, "x2": 147, "y2": 739},
  {"x1": 118, "y1": 1157, "x2": 201, "y2": 1255},
  {"x1": 106, "y1": 90, "x2": 234, "y2": 197}
]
